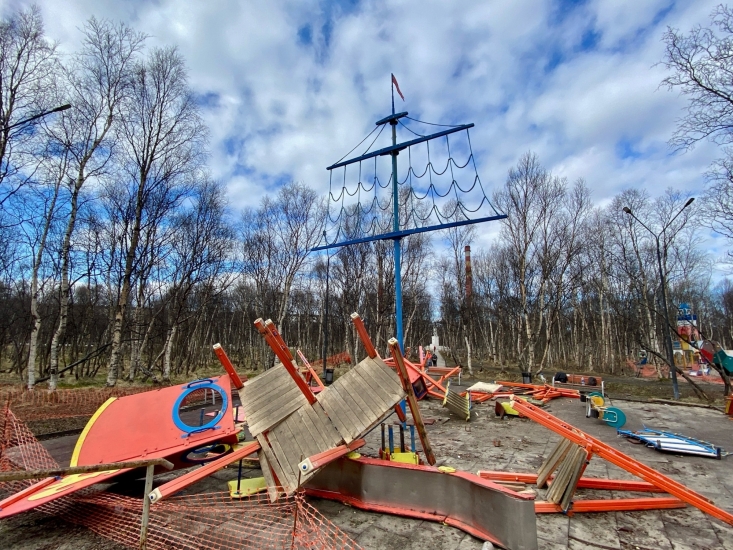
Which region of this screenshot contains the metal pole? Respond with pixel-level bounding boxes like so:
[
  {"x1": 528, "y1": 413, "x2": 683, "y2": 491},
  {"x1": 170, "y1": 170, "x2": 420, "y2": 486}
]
[
  {"x1": 139, "y1": 464, "x2": 155, "y2": 550},
  {"x1": 391, "y1": 117, "x2": 404, "y2": 352},
  {"x1": 5, "y1": 104, "x2": 71, "y2": 131},
  {"x1": 323, "y1": 246, "x2": 332, "y2": 384},
  {"x1": 656, "y1": 234, "x2": 679, "y2": 400}
]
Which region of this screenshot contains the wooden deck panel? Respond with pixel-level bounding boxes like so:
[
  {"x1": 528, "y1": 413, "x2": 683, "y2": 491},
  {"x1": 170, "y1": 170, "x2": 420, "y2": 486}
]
[
  {"x1": 245, "y1": 386, "x2": 309, "y2": 436},
  {"x1": 256, "y1": 434, "x2": 293, "y2": 492},
  {"x1": 258, "y1": 449, "x2": 280, "y2": 502},
  {"x1": 258, "y1": 433, "x2": 296, "y2": 492},
  {"x1": 325, "y1": 382, "x2": 369, "y2": 438},
  {"x1": 267, "y1": 429, "x2": 302, "y2": 490},
  {"x1": 352, "y1": 358, "x2": 404, "y2": 411},
  {"x1": 240, "y1": 368, "x2": 295, "y2": 413},
  {"x1": 368, "y1": 358, "x2": 406, "y2": 393},
  {"x1": 317, "y1": 385, "x2": 364, "y2": 443},
  {"x1": 337, "y1": 369, "x2": 384, "y2": 421},
  {"x1": 350, "y1": 359, "x2": 397, "y2": 410}
]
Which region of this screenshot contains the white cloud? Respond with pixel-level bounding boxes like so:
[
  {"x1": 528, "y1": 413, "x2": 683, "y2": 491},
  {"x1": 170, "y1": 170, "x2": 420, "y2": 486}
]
[{"x1": 2, "y1": 0, "x2": 728, "y2": 264}]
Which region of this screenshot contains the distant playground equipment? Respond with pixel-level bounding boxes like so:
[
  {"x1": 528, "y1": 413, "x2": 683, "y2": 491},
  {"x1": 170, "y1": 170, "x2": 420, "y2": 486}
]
[
  {"x1": 552, "y1": 372, "x2": 605, "y2": 396},
  {"x1": 582, "y1": 391, "x2": 626, "y2": 429},
  {"x1": 618, "y1": 428, "x2": 727, "y2": 459}
]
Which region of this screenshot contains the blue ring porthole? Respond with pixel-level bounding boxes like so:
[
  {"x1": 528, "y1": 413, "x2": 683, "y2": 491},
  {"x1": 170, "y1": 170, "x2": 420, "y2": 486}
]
[{"x1": 172, "y1": 380, "x2": 228, "y2": 435}]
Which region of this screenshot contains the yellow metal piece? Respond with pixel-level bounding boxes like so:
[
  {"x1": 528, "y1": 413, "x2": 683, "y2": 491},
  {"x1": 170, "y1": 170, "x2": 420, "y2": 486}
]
[
  {"x1": 500, "y1": 402, "x2": 519, "y2": 416},
  {"x1": 346, "y1": 452, "x2": 362, "y2": 459},
  {"x1": 589, "y1": 395, "x2": 605, "y2": 407},
  {"x1": 390, "y1": 452, "x2": 419, "y2": 465},
  {"x1": 70, "y1": 397, "x2": 117, "y2": 467},
  {"x1": 438, "y1": 466, "x2": 456, "y2": 473},
  {"x1": 227, "y1": 477, "x2": 267, "y2": 498}
]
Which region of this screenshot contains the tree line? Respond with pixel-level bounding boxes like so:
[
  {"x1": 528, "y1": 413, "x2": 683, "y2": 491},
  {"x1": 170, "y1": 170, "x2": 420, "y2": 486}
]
[{"x1": 1, "y1": 7, "x2": 733, "y2": 393}]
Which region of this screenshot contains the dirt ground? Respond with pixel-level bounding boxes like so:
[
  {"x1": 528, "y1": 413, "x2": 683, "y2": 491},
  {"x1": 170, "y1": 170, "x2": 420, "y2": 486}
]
[{"x1": 2, "y1": 374, "x2": 733, "y2": 549}]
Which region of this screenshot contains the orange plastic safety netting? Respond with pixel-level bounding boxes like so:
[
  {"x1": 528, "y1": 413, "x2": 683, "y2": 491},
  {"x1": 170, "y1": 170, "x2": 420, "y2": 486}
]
[
  {"x1": 44, "y1": 490, "x2": 362, "y2": 550},
  {"x1": 0, "y1": 406, "x2": 59, "y2": 498},
  {"x1": 0, "y1": 407, "x2": 362, "y2": 550},
  {"x1": 0, "y1": 386, "x2": 152, "y2": 421}
]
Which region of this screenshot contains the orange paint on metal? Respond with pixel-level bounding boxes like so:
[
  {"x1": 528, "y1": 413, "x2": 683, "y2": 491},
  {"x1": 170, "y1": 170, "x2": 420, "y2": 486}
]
[
  {"x1": 535, "y1": 497, "x2": 685, "y2": 513},
  {"x1": 351, "y1": 313, "x2": 378, "y2": 358},
  {"x1": 510, "y1": 397, "x2": 733, "y2": 527},
  {"x1": 478, "y1": 471, "x2": 663, "y2": 492},
  {"x1": 150, "y1": 440, "x2": 261, "y2": 503},
  {"x1": 213, "y1": 343, "x2": 245, "y2": 389},
  {"x1": 254, "y1": 318, "x2": 317, "y2": 405}
]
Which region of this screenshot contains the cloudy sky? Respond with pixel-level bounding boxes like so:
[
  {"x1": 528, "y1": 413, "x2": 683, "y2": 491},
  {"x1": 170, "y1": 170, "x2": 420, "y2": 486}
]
[{"x1": 3, "y1": 0, "x2": 729, "y2": 261}]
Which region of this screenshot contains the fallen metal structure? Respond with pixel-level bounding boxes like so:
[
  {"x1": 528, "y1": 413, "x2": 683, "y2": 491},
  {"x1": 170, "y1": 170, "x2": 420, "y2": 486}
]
[
  {"x1": 617, "y1": 428, "x2": 726, "y2": 459},
  {"x1": 306, "y1": 456, "x2": 538, "y2": 550},
  {"x1": 505, "y1": 397, "x2": 733, "y2": 526}
]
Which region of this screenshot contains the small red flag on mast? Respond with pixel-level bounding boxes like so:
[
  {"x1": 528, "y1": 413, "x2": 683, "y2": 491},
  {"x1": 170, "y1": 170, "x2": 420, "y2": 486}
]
[{"x1": 391, "y1": 73, "x2": 405, "y2": 101}]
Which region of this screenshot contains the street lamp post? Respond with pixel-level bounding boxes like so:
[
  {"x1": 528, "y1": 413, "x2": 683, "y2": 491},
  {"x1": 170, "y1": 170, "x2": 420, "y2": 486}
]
[
  {"x1": 4, "y1": 104, "x2": 71, "y2": 132},
  {"x1": 623, "y1": 197, "x2": 695, "y2": 400}
]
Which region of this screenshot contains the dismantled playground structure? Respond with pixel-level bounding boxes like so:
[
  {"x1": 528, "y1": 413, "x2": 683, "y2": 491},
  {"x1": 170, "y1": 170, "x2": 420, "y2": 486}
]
[
  {"x1": 1, "y1": 313, "x2": 733, "y2": 550},
  {"x1": 3, "y1": 91, "x2": 733, "y2": 550}
]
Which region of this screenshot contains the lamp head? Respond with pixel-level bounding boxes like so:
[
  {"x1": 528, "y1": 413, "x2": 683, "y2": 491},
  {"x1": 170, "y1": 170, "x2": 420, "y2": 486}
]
[
  {"x1": 622, "y1": 207, "x2": 632, "y2": 215},
  {"x1": 684, "y1": 197, "x2": 695, "y2": 208}
]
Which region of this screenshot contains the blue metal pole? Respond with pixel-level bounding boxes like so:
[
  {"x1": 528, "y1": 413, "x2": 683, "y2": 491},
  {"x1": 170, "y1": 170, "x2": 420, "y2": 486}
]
[{"x1": 391, "y1": 113, "x2": 404, "y2": 352}]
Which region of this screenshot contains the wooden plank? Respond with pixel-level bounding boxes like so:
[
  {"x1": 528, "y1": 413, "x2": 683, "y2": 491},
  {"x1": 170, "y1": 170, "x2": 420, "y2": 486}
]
[
  {"x1": 246, "y1": 387, "x2": 308, "y2": 436},
  {"x1": 351, "y1": 362, "x2": 397, "y2": 411},
  {"x1": 351, "y1": 360, "x2": 401, "y2": 412},
  {"x1": 329, "y1": 383, "x2": 370, "y2": 434},
  {"x1": 388, "y1": 338, "x2": 436, "y2": 465},
  {"x1": 362, "y1": 358, "x2": 405, "y2": 401},
  {"x1": 267, "y1": 429, "x2": 300, "y2": 491},
  {"x1": 547, "y1": 446, "x2": 583, "y2": 504},
  {"x1": 256, "y1": 434, "x2": 295, "y2": 493},
  {"x1": 271, "y1": 418, "x2": 310, "y2": 482},
  {"x1": 368, "y1": 358, "x2": 406, "y2": 395},
  {"x1": 244, "y1": 383, "x2": 302, "y2": 423},
  {"x1": 240, "y1": 368, "x2": 293, "y2": 409},
  {"x1": 318, "y1": 384, "x2": 364, "y2": 441},
  {"x1": 298, "y1": 405, "x2": 338, "y2": 451},
  {"x1": 311, "y1": 402, "x2": 343, "y2": 447},
  {"x1": 338, "y1": 369, "x2": 384, "y2": 421},
  {"x1": 258, "y1": 449, "x2": 280, "y2": 502},
  {"x1": 281, "y1": 413, "x2": 318, "y2": 460},
  {"x1": 560, "y1": 448, "x2": 588, "y2": 511},
  {"x1": 537, "y1": 439, "x2": 573, "y2": 488},
  {"x1": 317, "y1": 395, "x2": 356, "y2": 444}
]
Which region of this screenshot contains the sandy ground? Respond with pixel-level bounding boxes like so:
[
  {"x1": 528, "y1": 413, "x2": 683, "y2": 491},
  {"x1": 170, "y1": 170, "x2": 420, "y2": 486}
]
[{"x1": 2, "y1": 384, "x2": 733, "y2": 549}]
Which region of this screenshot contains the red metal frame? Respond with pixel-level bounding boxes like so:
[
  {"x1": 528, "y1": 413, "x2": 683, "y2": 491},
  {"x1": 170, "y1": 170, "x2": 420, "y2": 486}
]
[
  {"x1": 254, "y1": 318, "x2": 317, "y2": 405},
  {"x1": 510, "y1": 397, "x2": 733, "y2": 526},
  {"x1": 212, "y1": 343, "x2": 246, "y2": 389},
  {"x1": 535, "y1": 497, "x2": 685, "y2": 513},
  {"x1": 150, "y1": 441, "x2": 261, "y2": 503},
  {"x1": 478, "y1": 471, "x2": 664, "y2": 492}
]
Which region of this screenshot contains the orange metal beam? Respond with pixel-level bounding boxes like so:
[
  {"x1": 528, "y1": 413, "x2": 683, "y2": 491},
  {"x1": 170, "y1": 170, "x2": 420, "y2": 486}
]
[
  {"x1": 264, "y1": 319, "x2": 294, "y2": 361},
  {"x1": 351, "y1": 312, "x2": 378, "y2": 358},
  {"x1": 535, "y1": 497, "x2": 685, "y2": 514},
  {"x1": 254, "y1": 318, "x2": 317, "y2": 405},
  {"x1": 510, "y1": 397, "x2": 733, "y2": 527},
  {"x1": 212, "y1": 343, "x2": 245, "y2": 389},
  {"x1": 149, "y1": 441, "x2": 261, "y2": 503},
  {"x1": 298, "y1": 439, "x2": 365, "y2": 473},
  {"x1": 477, "y1": 470, "x2": 663, "y2": 492}
]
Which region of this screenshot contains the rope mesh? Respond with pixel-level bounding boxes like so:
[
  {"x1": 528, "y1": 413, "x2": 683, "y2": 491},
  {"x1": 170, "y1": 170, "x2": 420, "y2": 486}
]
[{"x1": 321, "y1": 117, "x2": 502, "y2": 248}]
